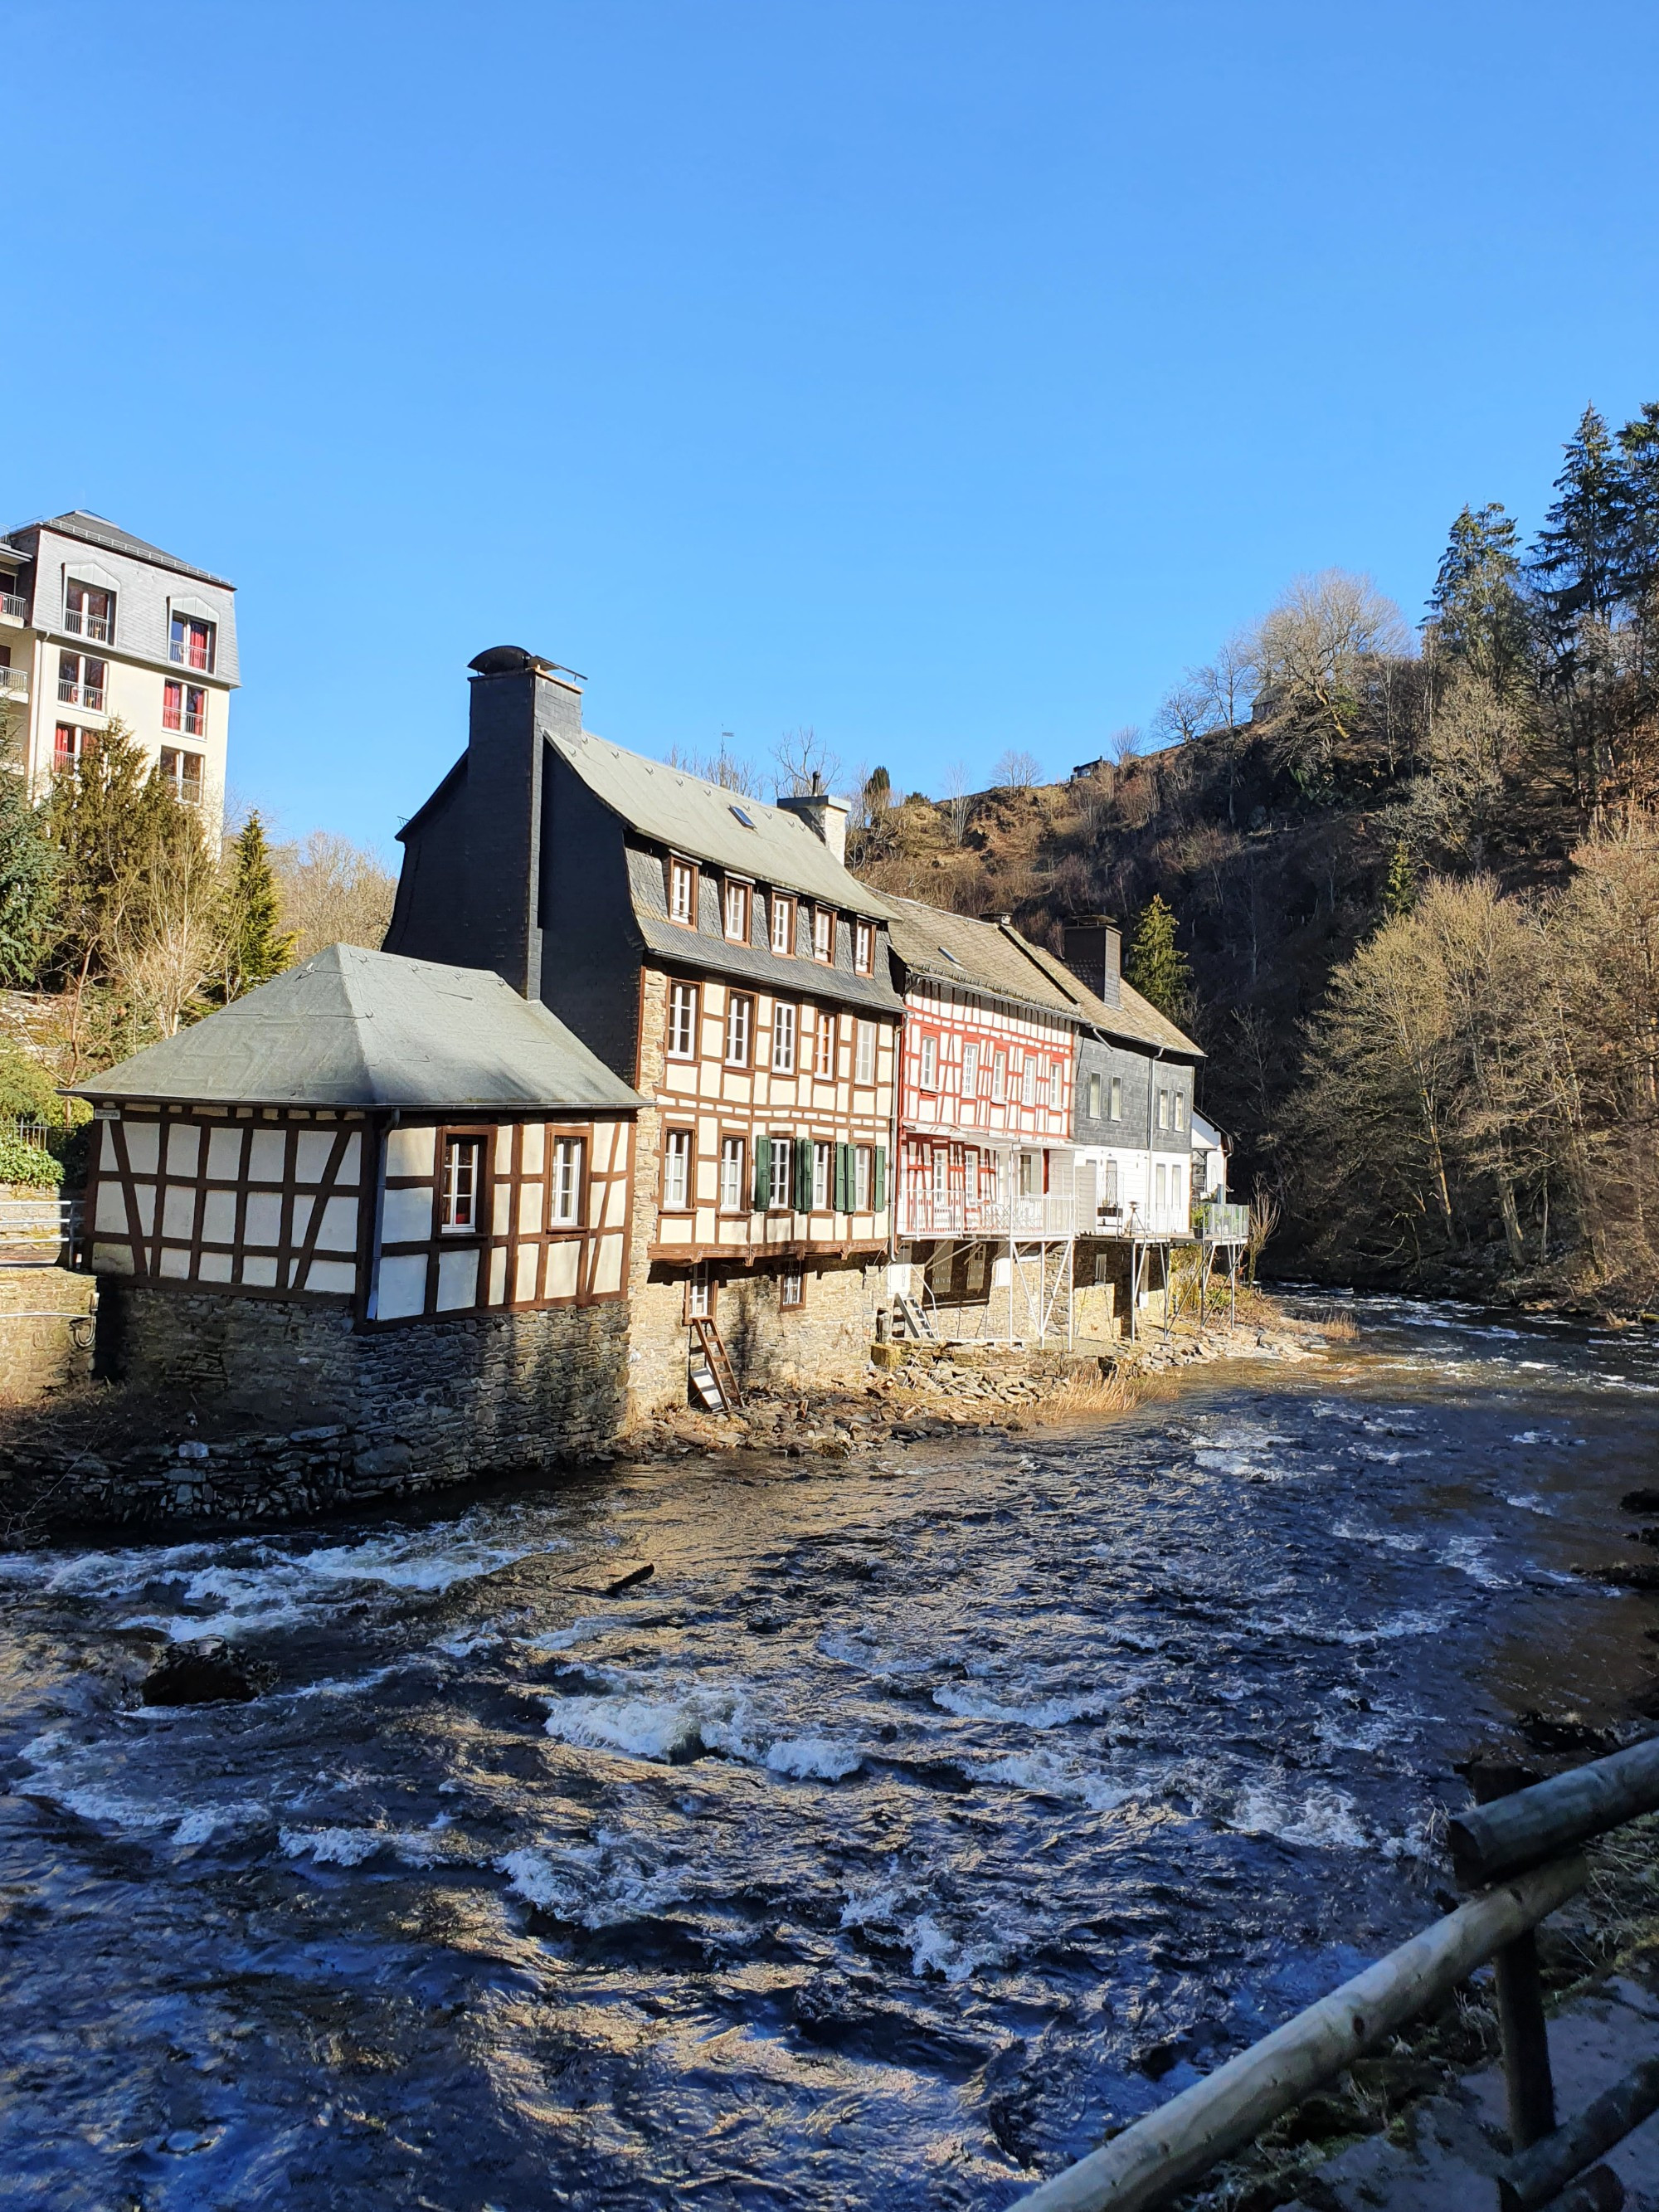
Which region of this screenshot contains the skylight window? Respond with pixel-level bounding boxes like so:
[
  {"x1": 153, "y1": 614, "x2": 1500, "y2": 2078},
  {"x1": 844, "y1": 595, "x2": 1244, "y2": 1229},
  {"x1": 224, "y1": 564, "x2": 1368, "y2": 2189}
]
[
  {"x1": 939, "y1": 947, "x2": 964, "y2": 966},
  {"x1": 730, "y1": 804, "x2": 757, "y2": 828}
]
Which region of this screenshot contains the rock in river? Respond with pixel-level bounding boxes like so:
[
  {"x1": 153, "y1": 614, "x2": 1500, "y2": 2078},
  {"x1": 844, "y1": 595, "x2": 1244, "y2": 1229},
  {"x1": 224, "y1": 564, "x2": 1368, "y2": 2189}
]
[{"x1": 140, "y1": 1638, "x2": 274, "y2": 1706}]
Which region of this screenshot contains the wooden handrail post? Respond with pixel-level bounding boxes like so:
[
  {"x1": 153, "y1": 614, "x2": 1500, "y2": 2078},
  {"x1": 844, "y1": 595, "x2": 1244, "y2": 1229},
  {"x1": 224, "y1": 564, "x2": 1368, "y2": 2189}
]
[{"x1": 1472, "y1": 1759, "x2": 1556, "y2": 2151}]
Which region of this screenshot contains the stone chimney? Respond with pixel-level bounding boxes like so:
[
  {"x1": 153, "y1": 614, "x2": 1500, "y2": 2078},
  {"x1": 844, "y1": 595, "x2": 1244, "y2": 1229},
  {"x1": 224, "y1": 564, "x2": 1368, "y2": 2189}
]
[
  {"x1": 464, "y1": 646, "x2": 584, "y2": 999},
  {"x1": 777, "y1": 772, "x2": 849, "y2": 865},
  {"x1": 1062, "y1": 914, "x2": 1121, "y2": 1007}
]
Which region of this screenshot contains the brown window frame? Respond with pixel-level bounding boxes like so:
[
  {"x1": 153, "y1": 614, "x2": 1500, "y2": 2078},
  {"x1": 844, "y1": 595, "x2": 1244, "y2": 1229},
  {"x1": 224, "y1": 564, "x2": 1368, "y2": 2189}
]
[
  {"x1": 722, "y1": 877, "x2": 752, "y2": 944},
  {"x1": 667, "y1": 855, "x2": 699, "y2": 928},
  {"x1": 717, "y1": 1128, "x2": 747, "y2": 1214},
  {"x1": 666, "y1": 978, "x2": 698, "y2": 1061},
  {"x1": 854, "y1": 918, "x2": 874, "y2": 975},
  {"x1": 770, "y1": 891, "x2": 796, "y2": 957},
  {"x1": 779, "y1": 1262, "x2": 805, "y2": 1312},
  {"x1": 438, "y1": 1125, "x2": 491, "y2": 1237},
  {"x1": 661, "y1": 1123, "x2": 696, "y2": 1211},
  {"x1": 724, "y1": 992, "x2": 755, "y2": 1067}
]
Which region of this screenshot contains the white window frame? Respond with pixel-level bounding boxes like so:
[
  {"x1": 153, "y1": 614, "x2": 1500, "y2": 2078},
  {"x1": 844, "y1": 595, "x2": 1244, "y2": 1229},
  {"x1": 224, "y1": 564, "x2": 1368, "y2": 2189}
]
[
  {"x1": 551, "y1": 1137, "x2": 583, "y2": 1225},
  {"x1": 919, "y1": 1032, "x2": 938, "y2": 1090},
  {"x1": 932, "y1": 1146, "x2": 949, "y2": 1198},
  {"x1": 767, "y1": 1135, "x2": 792, "y2": 1210},
  {"x1": 1174, "y1": 1091, "x2": 1187, "y2": 1132},
  {"x1": 855, "y1": 1020, "x2": 875, "y2": 1085},
  {"x1": 815, "y1": 1009, "x2": 834, "y2": 1077},
  {"x1": 664, "y1": 1128, "x2": 692, "y2": 1210},
  {"x1": 168, "y1": 611, "x2": 216, "y2": 672},
  {"x1": 724, "y1": 993, "x2": 753, "y2": 1066},
  {"x1": 854, "y1": 919, "x2": 873, "y2": 974},
  {"x1": 771, "y1": 894, "x2": 795, "y2": 957},
  {"x1": 1019, "y1": 1058, "x2": 1035, "y2": 1108},
  {"x1": 440, "y1": 1134, "x2": 484, "y2": 1232},
  {"x1": 1048, "y1": 1060, "x2": 1063, "y2": 1111},
  {"x1": 993, "y1": 1049, "x2": 1006, "y2": 1101},
  {"x1": 667, "y1": 981, "x2": 698, "y2": 1060},
  {"x1": 719, "y1": 1134, "x2": 745, "y2": 1212},
  {"x1": 1018, "y1": 1150, "x2": 1042, "y2": 1198},
  {"x1": 1087, "y1": 1072, "x2": 1101, "y2": 1118},
  {"x1": 64, "y1": 579, "x2": 114, "y2": 643},
  {"x1": 772, "y1": 1001, "x2": 796, "y2": 1074},
  {"x1": 1109, "y1": 1074, "x2": 1123, "y2": 1121},
  {"x1": 854, "y1": 1144, "x2": 871, "y2": 1211},
  {"x1": 723, "y1": 879, "x2": 751, "y2": 943},
  {"x1": 669, "y1": 857, "x2": 697, "y2": 926},
  {"x1": 1157, "y1": 1089, "x2": 1170, "y2": 1130},
  {"x1": 962, "y1": 1040, "x2": 979, "y2": 1094},
  {"x1": 811, "y1": 1140, "x2": 831, "y2": 1210},
  {"x1": 813, "y1": 906, "x2": 834, "y2": 962},
  {"x1": 780, "y1": 1264, "x2": 805, "y2": 1310}
]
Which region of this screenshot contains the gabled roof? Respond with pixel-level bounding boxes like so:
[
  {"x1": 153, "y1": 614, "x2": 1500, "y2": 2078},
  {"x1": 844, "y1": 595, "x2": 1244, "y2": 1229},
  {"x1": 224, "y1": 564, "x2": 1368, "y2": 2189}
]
[
  {"x1": 71, "y1": 945, "x2": 644, "y2": 1113},
  {"x1": 5, "y1": 509, "x2": 234, "y2": 590},
  {"x1": 882, "y1": 894, "x2": 1201, "y2": 1058},
  {"x1": 552, "y1": 728, "x2": 884, "y2": 914}
]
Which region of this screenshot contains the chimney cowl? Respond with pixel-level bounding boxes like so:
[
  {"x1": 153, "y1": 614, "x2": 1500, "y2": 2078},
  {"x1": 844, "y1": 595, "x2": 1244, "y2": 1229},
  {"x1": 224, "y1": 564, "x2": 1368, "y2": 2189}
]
[{"x1": 469, "y1": 645, "x2": 552, "y2": 678}]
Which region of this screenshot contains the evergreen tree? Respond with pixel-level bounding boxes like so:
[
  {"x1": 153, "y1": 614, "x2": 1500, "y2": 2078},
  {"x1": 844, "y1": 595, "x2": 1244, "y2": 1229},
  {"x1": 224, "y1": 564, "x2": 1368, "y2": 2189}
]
[
  {"x1": 1427, "y1": 503, "x2": 1530, "y2": 695},
  {"x1": 0, "y1": 772, "x2": 59, "y2": 987},
  {"x1": 1530, "y1": 405, "x2": 1633, "y2": 631},
  {"x1": 214, "y1": 811, "x2": 295, "y2": 1002},
  {"x1": 1382, "y1": 840, "x2": 1415, "y2": 918},
  {"x1": 1125, "y1": 894, "x2": 1193, "y2": 1021},
  {"x1": 1617, "y1": 401, "x2": 1659, "y2": 609}
]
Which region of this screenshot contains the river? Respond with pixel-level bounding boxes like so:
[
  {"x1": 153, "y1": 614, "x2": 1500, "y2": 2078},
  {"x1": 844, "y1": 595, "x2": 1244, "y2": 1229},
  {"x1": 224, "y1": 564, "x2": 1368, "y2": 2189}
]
[{"x1": 2, "y1": 1296, "x2": 1657, "y2": 2210}]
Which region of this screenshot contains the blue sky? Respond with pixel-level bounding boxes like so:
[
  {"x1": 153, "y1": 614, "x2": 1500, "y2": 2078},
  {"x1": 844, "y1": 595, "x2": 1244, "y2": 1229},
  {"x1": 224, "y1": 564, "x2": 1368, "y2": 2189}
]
[{"x1": 10, "y1": 2, "x2": 1659, "y2": 855}]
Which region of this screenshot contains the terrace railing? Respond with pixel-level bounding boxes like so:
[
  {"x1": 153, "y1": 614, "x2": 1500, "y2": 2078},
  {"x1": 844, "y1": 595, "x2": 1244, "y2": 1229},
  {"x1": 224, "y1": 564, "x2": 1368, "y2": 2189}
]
[{"x1": 898, "y1": 1191, "x2": 1080, "y2": 1240}]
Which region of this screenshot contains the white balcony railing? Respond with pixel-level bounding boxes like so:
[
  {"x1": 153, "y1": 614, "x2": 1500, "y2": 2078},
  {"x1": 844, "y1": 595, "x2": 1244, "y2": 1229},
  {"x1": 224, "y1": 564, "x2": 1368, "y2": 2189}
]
[
  {"x1": 62, "y1": 607, "x2": 111, "y2": 643},
  {"x1": 57, "y1": 679, "x2": 105, "y2": 709},
  {"x1": 0, "y1": 666, "x2": 27, "y2": 699},
  {"x1": 899, "y1": 1191, "x2": 1082, "y2": 1240},
  {"x1": 0, "y1": 594, "x2": 24, "y2": 620}
]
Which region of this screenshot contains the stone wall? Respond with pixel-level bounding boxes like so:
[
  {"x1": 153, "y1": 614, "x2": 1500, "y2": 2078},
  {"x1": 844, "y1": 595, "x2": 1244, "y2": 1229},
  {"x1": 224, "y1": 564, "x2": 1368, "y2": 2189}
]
[
  {"x1": 0, "y1": 1263, "x2": 95, "y2": 1404},
  {"x1": 36, "y1": 1279, "x2": 632, "y2": 1526},
  {"x1": 629, "y1": 1256, "x2": 880, "y2": 1417}
]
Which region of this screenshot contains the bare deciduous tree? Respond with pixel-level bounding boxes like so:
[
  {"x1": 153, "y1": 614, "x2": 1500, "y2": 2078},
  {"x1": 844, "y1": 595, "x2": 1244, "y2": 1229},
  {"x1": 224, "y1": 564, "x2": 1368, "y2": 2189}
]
[
  {"x1": 771, "y1": 726, "x2": 842, "y2": 799},
  {"x1": 1107, "y1": 724, "x2": 1143, "y2": 767},
  {"x1": 941, "y1": 761, "x2": 972, "y2": 845},
  {"x1": 272, "y1": 832, "x2": 398, "y2": 957},
  {"x1": 992, "y1": 748, "x2": 1044, "y2": 790},
  {"x1": 665, "y1": 737, "x2": 766, "y2": 798}
]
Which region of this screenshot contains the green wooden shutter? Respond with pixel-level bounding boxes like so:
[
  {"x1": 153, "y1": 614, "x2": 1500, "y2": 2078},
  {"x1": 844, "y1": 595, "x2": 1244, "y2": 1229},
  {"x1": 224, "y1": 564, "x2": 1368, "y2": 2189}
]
[
  {"x1": 754, "y1": 1138, "x2": 771, "y2": 1211},
  {"x1": 794, "y1": 1135, "x2": 813, "y2": 1209},
  {"x1": 872, "y1": 1145, "x2": 887, "y2": 1211},
  {"x1": 834, "y1": 1141, "x2": 852, "y2": 1211}
]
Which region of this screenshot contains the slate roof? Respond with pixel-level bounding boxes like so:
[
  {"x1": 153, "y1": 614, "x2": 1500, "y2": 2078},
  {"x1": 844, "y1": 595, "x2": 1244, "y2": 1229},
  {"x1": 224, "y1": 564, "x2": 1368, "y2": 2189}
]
[
  {"x1": 3, "y1": 509, "x2": 235, "y2": 590},
  {"x1": 882, "y1": 894, "x2": 1201, "y2": 1058},
  {"x1": 71, "y1": 945, "x2": 644, "y2": 1113},
  {"x1": 552, "y1": 728, "x2": 884, "y2": 915},
  {"x1": 625, "y1": 849, "x2": 903, "y2": 1014}
]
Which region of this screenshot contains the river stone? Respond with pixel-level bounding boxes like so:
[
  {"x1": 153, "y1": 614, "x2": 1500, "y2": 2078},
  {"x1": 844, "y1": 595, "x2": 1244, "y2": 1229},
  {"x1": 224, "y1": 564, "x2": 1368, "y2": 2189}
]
[{"x1": 141, "y1": 1637, "x2": 274, "y2": 1706}]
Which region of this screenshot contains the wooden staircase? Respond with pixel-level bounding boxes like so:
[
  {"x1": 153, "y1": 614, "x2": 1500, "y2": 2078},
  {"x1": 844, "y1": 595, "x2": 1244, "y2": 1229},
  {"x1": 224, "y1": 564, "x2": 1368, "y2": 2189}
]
[{"x1": 688, "y1": 1316, "x2": 743, "y2": 1414}]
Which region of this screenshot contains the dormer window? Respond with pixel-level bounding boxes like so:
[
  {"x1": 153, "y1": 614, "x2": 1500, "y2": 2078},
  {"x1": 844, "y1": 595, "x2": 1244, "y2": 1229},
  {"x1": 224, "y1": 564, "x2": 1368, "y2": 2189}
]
[
  {"x1": 770, "y1": 894, "x2": 795, "y2": 957},
  {"x1": 812, "y1": 906, "x2": 834, "y2": 962},
  {"x1": 169, "y1": 613, "x2": 216, "y2": 672},
  {"x1": 854, "y1": 919, "x2": 873, "y2": 975},
  {"x1": 668, "y1": 856, "x2": 698, "y2": 927},
  {"x1": 723, "y1": 879, "x2": 751, "y2": 943},
  {"x1": 64, "y1": 580, "x2": 114, "y2": 644}
]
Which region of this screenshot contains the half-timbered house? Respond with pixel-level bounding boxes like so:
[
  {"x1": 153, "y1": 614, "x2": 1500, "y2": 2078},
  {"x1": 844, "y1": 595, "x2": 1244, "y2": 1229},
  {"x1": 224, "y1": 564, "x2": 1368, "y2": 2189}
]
[
  {"x1": 74, "y1": 943, "x2": 645, "y2": 1480},
  {"x1": 384, "y1": 647, "x2": 902, "y2": 1411}
]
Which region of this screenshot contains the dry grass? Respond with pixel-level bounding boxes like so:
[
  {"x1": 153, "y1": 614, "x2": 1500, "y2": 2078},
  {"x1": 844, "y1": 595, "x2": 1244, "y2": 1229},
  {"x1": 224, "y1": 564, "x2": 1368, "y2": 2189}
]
[{"x1": 1031, "y1": 1366, "x2": 1141, "y2": 1425}]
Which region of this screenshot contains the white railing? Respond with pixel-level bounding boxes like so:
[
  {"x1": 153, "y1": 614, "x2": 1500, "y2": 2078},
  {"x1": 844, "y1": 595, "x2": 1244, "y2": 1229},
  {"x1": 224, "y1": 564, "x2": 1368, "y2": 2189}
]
[
  {"x1": 0, "y1": 1197, "x2": 81, "y2": 1249},
  {"x1": 0, "y1": 666, "x2": 27, "y2": 698},
  {"x1": 61, "y1": 607, "x2": 111, "y2": 642},
  {"x1": 57, "y1": 678, "x2": 105, "y2": 709},
  {"x1": 899, "y1": 1192, "x2": 1081, "y2": 1239},
  {"x1": 163, "y1": 711, "x2": 207, "y2": 738},
  {"x1": 168, "y1": 642, "x2": 215, "y2": 672},
  {"x1": 0, "y1": 594, "x2": 25, "y2": 620}
]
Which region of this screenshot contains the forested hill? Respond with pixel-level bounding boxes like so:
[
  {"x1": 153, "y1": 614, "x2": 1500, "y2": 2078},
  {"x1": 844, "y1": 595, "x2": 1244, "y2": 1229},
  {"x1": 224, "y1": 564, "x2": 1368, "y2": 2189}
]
[{"x1": 850, "y1": 400, "x2": 1659, "y2": 1306}]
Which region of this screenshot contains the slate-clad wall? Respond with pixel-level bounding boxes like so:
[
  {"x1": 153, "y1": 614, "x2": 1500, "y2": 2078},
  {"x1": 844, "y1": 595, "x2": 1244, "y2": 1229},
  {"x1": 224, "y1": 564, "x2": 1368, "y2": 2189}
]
[
  {"x1": 539, "y1": 748, "x2": 643, "y2": 1084},
  {"x1": 78, "y1": 1280, "x2": 629, "y2": 1523},
  {"x1": 1073, "y1": 1034, "x2": 1193, "y2": 1152}
]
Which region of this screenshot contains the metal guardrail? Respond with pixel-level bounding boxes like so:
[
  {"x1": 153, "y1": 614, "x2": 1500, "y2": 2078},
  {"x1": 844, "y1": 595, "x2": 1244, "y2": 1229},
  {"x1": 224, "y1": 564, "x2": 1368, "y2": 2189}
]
[
  {"x1": 0, "y1": 665, "x2": 27, "y2": 697},
  {"x1": 1015, "y1": 1737, "x2": 1659, "y2": 2212},
  {"x1": 1198, "y1": 1201, "x2": 1250, "y2": 1242},
  {"x1": 0, "y1": 1196, "x2": 81, "y2": 1248},
  {"x1": 0, "y1": 593, "x2": 24, "y2": 620}
]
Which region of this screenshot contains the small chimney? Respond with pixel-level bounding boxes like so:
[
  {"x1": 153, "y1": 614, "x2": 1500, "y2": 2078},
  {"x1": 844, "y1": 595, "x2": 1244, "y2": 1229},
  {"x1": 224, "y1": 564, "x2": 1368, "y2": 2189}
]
[
  {"x1": 778, "y1": 772, "x2": 850, "y2": 865},
  {"x1": 1063, "y1": 914, "x2": 1121, "y2": 1006}
]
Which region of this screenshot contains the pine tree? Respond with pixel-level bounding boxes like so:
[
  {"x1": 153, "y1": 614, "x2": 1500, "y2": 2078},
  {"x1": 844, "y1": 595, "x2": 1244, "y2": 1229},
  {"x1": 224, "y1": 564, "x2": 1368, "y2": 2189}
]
[
  {"x1": 0, "y1": 772, "x2": 59, "y2": 987},
  {"x1": 1382, "y1": 840, "x2": 1414, "y2": 918},
  {"x1": 215, "y1": 811, "x2": 295, "y2": 1002},
  {"x1": 1530, "y1": 405, "x2": 1633, "y2": 631},
  {"x1": 1428, "y1": 503, "x2": 1530, "y2": 695},
  {"x1": 1125, "y1": 894, "x2": 1193, "y2": 1022},
  {"x1": 1617, "y1": 401, "x2": 1659, "y2": 609}
]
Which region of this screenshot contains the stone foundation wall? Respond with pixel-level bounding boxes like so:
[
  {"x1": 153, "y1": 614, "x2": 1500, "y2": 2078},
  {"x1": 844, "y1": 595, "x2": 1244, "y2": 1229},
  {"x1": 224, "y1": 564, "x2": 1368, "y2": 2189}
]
[
  {"x1": 0, "y1": 1264, "x2": 96, "y2": 1404},
  {"x1": 40, "y1": 1279, "x2": 632, "y2": 1526},
  {"x1": 628, "y1": 1256, "x2": 880, "y2": 1418}
]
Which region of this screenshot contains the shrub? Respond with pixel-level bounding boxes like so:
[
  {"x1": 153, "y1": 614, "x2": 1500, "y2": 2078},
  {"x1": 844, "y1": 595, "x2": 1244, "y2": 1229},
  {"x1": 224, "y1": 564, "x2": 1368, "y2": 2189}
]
[{"x1": 0, "y1": 1131, "x2": 62, "y2": 1188}]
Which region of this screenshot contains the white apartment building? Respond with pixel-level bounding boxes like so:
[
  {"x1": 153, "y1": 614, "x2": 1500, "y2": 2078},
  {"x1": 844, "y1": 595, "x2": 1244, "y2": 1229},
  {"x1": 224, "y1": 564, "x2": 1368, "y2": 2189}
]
[{"x1": 0, "y1": 510, "x2": 236, "y2": 840}]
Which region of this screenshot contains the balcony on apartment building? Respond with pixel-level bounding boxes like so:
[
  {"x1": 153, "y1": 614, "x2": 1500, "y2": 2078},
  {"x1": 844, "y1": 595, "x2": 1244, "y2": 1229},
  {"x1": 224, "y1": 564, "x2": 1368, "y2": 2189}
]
[
  {"x1": 0, "y1": 593, "x2": 25, "y2": 622},
  {"x1": 899, "y1": 1189, "x2": 1083, "y2": 1240},
  {"x1": 0, "y1": 666, "x2": 27, "y2": 700}
]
